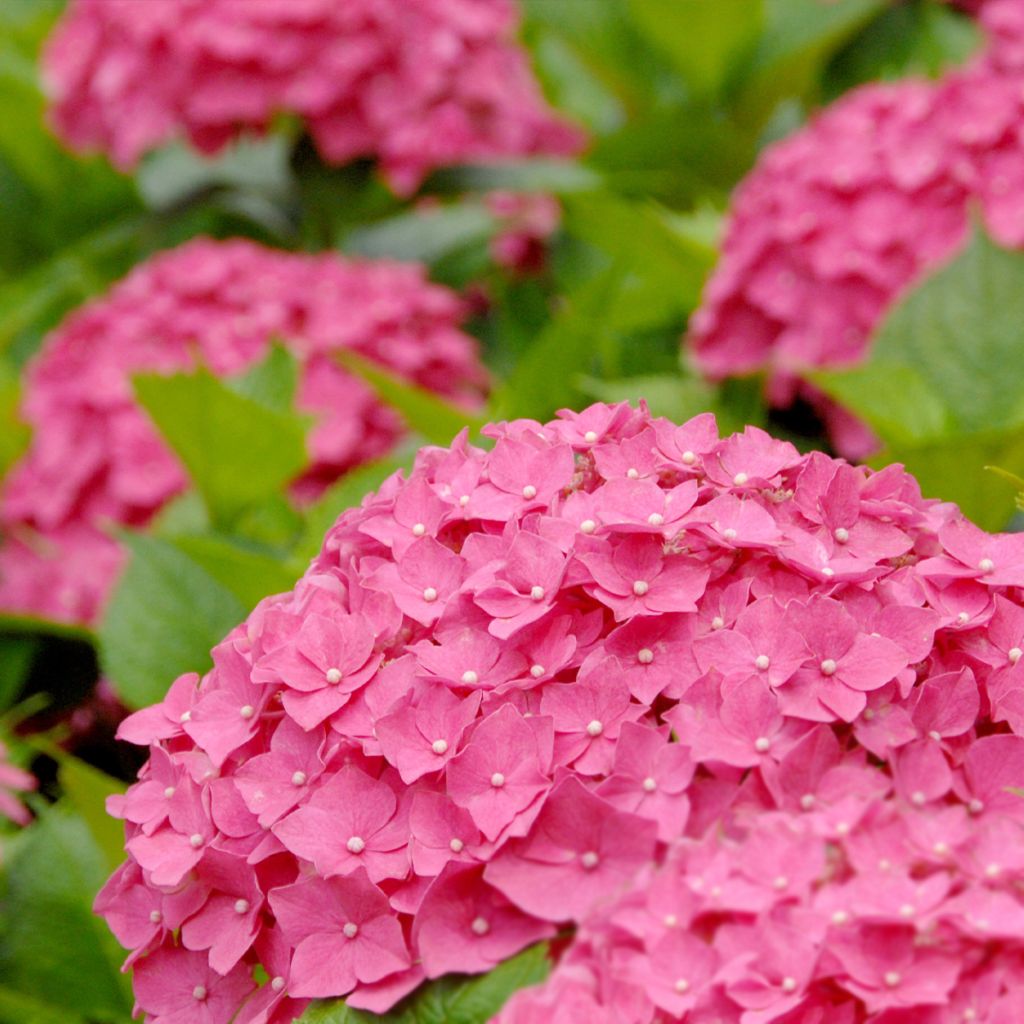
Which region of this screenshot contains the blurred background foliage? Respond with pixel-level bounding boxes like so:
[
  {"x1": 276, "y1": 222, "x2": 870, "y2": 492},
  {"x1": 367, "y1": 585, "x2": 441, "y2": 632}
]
[{"x1": 0, "y1": 1, "x2": 1014, "y2": 1021}]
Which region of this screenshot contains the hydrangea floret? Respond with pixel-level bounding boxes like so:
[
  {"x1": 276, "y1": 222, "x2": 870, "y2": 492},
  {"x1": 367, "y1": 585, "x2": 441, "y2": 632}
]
[
  {"x1": 98, "y1": 402, "x2": 1024, "y2": 1023},
  {"x1": 687, "y1": 0, "x2": 1024, "y2": 456},
  {"x1": 43, "y1": 0, "x2": 583, "y2": 193},
  {"x1": 0, "y1": 238, "x2": 485, "y2": 625}
]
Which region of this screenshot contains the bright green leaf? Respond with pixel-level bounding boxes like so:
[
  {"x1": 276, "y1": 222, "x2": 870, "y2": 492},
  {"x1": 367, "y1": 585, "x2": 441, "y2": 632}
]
[
  {"x1": 134, "y1": 367, "x2": 309, "y2": 528},
  {"x1": 226, "y1": 343, "x2": 300, "y2": 415},
  {"x1": 336, "y1": 351, "x2": 487, "y2": 446},
  {"x1": 54, "y1": 753, "x2": 126, "y2": 875},
  {"x1": 630, "y1": 0, "x2": 763, "y2": 96},
  {"x1": 0, "y1": 982, "x2": 84, "y2": 1024},
  {"x1": 0, "y1": 807, "x2": 132, "y2": 1022},
  {"x1": 99, "y1": 533, "x2": 245, "y2": 708}
]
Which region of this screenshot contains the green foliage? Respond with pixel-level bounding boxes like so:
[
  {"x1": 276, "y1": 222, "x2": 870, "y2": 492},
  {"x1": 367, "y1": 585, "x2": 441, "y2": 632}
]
[
  {"x1": 0, "y1": 807, "x2": 133, "y2": 1023},
  {"x1": 813, "y1": 225, "x2": 1024, "y2": 529},
  {"x1": 298, "y1": 942, "x2": 550, "y2": 1024}
]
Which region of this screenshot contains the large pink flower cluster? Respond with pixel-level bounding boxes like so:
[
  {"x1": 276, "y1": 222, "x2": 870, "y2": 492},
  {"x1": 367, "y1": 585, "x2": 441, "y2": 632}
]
[
  {"x1": 98, "y1": 402, "x2": 1024, "y2": 1023},
  {"x1": 688, "y1": 0, "x2": 1024, "y2": 456},
  {"x1": 43, "y1": 0, "x2": 582, "y2": 193},
  {"x1": 0, "y1": 238, "x2": 485, "y2": 625}
]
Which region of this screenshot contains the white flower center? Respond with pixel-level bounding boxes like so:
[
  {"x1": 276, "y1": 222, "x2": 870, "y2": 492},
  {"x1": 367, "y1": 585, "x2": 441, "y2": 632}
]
[
  {"x1": 193, "y1": 986, "x2": 207, "y2": 1001},
  {"x1": 522, "y1": 485, "x2": 537, "y2": 500},
  {"x1": 291, "y1": 771, "x2": 307, "y2": 786},
  {"x1": 754, "y1": 736, "x2": 771, "y2": 752},
  {"x1": 580, "y1": 850, "x2": 600, "y2": 869},
  {"x1": 343, "y1": 922, "x2": 359, "y2": 939},
  {"x1": 325, "y1": 668, "x2": 342, "y2": 685},
  {"x1": 347, "y1": 836, "x2": 366, "y2": 854},
  {"x1": 637, "y1": 648, "x2": 654, "y2": 664},
  {"x1": 471, "y1": 916, "x2": 490, "y2": 936},
  {"x1": 234, "y1": 899, "x2": 250, "y2": 914},
  {"x1": 431, "y1": 739, "x2": 449, "y2": 755},
  {"x1": 820, "y1": 659, "x2": 837, "y2": 676},
  {"x1": 733, "y1": 472, "x2": 748, "y2": 486},
  {"x1": 461, "y1": 670, "x2": 479, "y2": 685},
  {"x1": 642, "y1": 777, "x2": 657, "y2": 793},
  {"x1": 755, "y1": 654, "x2": 770, "y2": 671},
  {"x1": 490, "y1": 772, "x2": 505, "y2": 788},
  {"x1": 422, "y1": 587, "x2": 438, "y2": 602},
  {"x1": 411, "y1": 523, "x2": 426, "y2": 537},
  {"x1": 586, "y1": 719, "x2": 603, "y2": 737},
  {"x1": 239, "y1": 704, "x2": 255, "y2": 719},
  {"x1": 632, "y1": 580, "x2": 649, "y2": 596},
  {"x1": 580, "y1": 519, "x2": 597, "y2": 534}
]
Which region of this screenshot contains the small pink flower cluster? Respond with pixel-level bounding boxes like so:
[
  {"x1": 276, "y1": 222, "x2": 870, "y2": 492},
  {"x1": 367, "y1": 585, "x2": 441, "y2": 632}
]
[
  {"x1": 43, "y1": 0, "x2": 583, "y2": 194},
  {"x1": 98, "y1": 402, "x2": 1024, "y2": 1023},
  {"x1": 688, "y1": 0, "x2": 1024, "y2": 456},
  {"x1": 0, "y1": 238, "x2": 485, "y2": 625},
  {"x1": 0, "y1": 740, "x2": 34, "y2": 827},
  {"x1": 486, "y1": 191, "x2": 563, "y2": 275}
]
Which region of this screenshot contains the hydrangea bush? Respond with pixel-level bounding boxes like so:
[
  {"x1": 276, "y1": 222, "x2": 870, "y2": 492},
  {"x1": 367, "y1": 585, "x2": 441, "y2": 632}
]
[
  {"x1": 0, "y1": 238, "x2": 485, "y2": 626},
  {"x1": 97, "y1": 402, "x2": 1024, "y2": 1023},
  {"x1": 42, "y1": 0, "x2": 583, "y2": 193},
  {"x1": 687, "y1": 0, "x2": 1024, "y2": 456}
]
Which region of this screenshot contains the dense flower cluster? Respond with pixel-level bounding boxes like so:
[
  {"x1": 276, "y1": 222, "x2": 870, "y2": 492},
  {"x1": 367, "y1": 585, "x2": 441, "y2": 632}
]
[
  {"x1": 43, "y1": 0, "x2": 583, "y2": 193},
  {"x1": 0, "y1": 741, "x2": 34, "y2": 827},
  {"x1": 0, "y1": 238, "x2": 485, "y2": 625},
  {"x1": 98, "y1": 402, "x2": 1024, "y2": 1023},
  {"x1": 688, "y1": 0, "x2": 1024, "y2": 456}
]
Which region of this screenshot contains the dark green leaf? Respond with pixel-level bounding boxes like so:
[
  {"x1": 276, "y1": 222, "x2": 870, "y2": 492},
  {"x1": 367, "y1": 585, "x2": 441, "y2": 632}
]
[
  {"x1": 343, "y1": 202, "x2": 496, "y2": 265},
  {"x1": 0, "y1": 982, "x2": 84, "y2": 1024},
  {"x1": 99, "y1": 533, "x2": 245, "y2": 708},
  {"x1": 0, "y1": 807, "x2": 132, "y2": 1022},
  {"x1": 0, "y1": 636, "x2": 37, "y2": 713},
  {"x1": 425, "y1": 160, "x2": 601, "y2": 196},
  {"x1": 134, "y1": 367, "x2": 309, "y2": 528}
]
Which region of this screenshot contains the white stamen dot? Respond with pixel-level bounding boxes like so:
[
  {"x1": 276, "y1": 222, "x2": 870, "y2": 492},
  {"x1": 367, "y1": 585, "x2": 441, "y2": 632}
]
[
  {"x1": 822, "y1": 567, "x2": 835, "y2": 578},
  {"x1": 836, "y1": 822, "x2": 851, "y2": 836},
  {"x1": 461, "y1": 670, "x2": 479, "y2": 685},
  {"x1": 929, "y1": 730, "x2": 942, "y2": 742},
  {"x1": 755, "y1": 736, "x2": 771, "y2": 752},
  {"x1": 674, "y1": 978, "x2": 690, "y2": 993},
  {"x1": 772, "y1": 875, "x2": 788, "y2": 891},
  {"x1": 580, "y1": 850, "x2": 600, "y2": 869},
  {"x1": 193, "y1": 986, "x2": 207, "y2": 1001},
  {"x1": 820, "y1": 659, "x2": 837, "y2": 676},
  {"x1": 781, "y1": 977, "x2": 797, "y2": 993},
  {"x1": 899, "y1": 904, "x2": 915, "y2": 918},
  {"x1": 911, "y1": 791, "x2": 926, "y2": 806},
  {"x1": 239, "y1": 704, "x2": 255, "y2": 719},
  {"x1": 933, "y1": 841, "x2": 950, "y2": 856},
  {"x1": 663, "y1": 913, "x2": 678, "y2": 927},
  {"x1": 471, "y1": 916, "x2": 490, "y2": 936},
  {"x1": 422, "y1": 587, "x2": 438, "y2": 603},
  {"x1": 647, "y1": 511, "x2": 667, "y2": 528},
  {"x1": 444, "y1": 837, "x2": 464, "y2": 855},
  {"x1": 884, "y1": 971, "x2": 902, "y2": 988},
  {"x1": 978, "y1": 558, "x2": 995, "y2": 573},
  {"x1": 831, "y1": 910, "x2": 850, "y2": 925},
  {"x1": 632, "y1": 580, "x2": 649, "y2": 596},
  {"x1": 580, "y1": 519, "x2": 596, "y2": 534},
  {"x1": 642, "y1": 777, "x2": 657, "y2": 792},
  {"x1": 347, "y1": 836, "x2": 366, "y2": 854},
  {"x1": 682, "y1": 451, "x2": 697, "y2": 465},
  {"x1": 863, "y1": 708, "x2": 876, "y2": 720},
  {"x1": 733, "y1": 472, "x2": 748, "y2": 486},
  {"x1": 627, "y1": 468, "x2": 640, "y2": 480},
  {"x1": 800, "y1": 794, "x2": 815, "y2": 810},
  {"x1": 834, "y1": 527, "x2": 850, "y2": 543},
  {"x1": 723, "y1": 528, "x2": 737, "y2": 541},
  {"x1": 325, "y1": 668, "x2": 343, "y2": 685},
  {"x1": 343, "y1": 922, "x2": 359, "y2": 939},
  {"x1": 1010, "y1": 647, "x2": 1023, "y2": 665},
  {"x1": 189, "y1": 834, "x2": 203, "y2": 848},
  {"x1": 180, "y1": 711, "x2": 191, "y2": 723},
  {"x1": 291, "y1": 771, "x2": 307, "y2": 786},
  {"x1": 149, "y1": 910, "x2": 162, "y2": 924},
  {"x1": 969, "y1": 798, "x2": 985, "y2": 814},
  {"x1": 271, "y1": 977, "x2": 285, "y2": 992},
  {"x1": 985, "y1": 863, "x2": 1001, "y2": 878},
  {"x1": 490, "y1": 772, "x2": 505, "y2": 788},
  {"x1": 964, "y1": 1010, "x2": 978, "y2": 1022},
  {"x1": 459, "y1": 494, "x2": 470, "y2": 507},
  {"x1": 164, "y1": 786, "x2": 176, "y2": 799},
  {"x1": 584, "y1": 431, "x2": 598, "y2": 443},
  {"x1": 755, "y1": 654, "x2": 770, "y2": 671},
  {"x1": 637, "y1": 648, "x2": 654, "y2": 664},
  {"x1": 530, "y1": 664, "x2": 545, "y2": 678},
  {"x1": 586, "y1": 719, "x2": 604, "y2": 737},
  {"x1": 957, "y1": 612, "x2": 970, "y2": 625},
  {"x1": 432, "y1": 739, "x2": 449, "y2": 755},
  {"x1": 412, "y1": 523, "x2": 426, "y2": 537},
  {"x1": 711, "y1": 616, "x2": 725, "y2": 630},
  {"x1": 522, "y1": 485, "x2": 537, "y2": 500},
  {"x1": 530, "y1": 585, "x2": 545, "y2": 601},
  {"x1": 234, "y1": 899, "x2": 250, "y2": 914}
]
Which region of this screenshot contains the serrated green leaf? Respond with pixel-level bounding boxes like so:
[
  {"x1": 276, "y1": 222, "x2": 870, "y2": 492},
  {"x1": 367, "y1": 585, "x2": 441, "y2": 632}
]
[
  {"x1": 630, "y1": 0, "x2": 763, "y2": 96},
  {"x1": 336, "y1": 351, "x2": 487, "y2": 446},
  {"x1": 298, "y1": 943, "x2": 549, "y2": 1024},
  {"x1": 225, "y1": 343, "x2": 300, "y2": 415},
  {"x1": 134, "y1": 367, "x2": 309, "y2": 528},
  {"x1": 0, "y1": 807, "x2": 132, "y2": 1022},
  {"x1": 99, "y1": 533, "x2": 245, "y2": 708}
]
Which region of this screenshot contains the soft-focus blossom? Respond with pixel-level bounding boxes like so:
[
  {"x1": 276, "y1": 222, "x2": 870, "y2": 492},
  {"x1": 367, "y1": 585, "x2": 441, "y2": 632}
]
[
  {"x1": 0, "y1": 237, "x2": 485, "y2": 625},
  {"x1": 43, "y1": 0, "x2": 583, "y2": 193},
  {"x1": 0, "y1": 740, "x2": 34, "y2": 827},
  {"x1": 688, "y1": 3, "x2": 1024, "y2": 456},
  {"x1": 97, "y1": 402, "x2": 1024, "y2": 1022}
]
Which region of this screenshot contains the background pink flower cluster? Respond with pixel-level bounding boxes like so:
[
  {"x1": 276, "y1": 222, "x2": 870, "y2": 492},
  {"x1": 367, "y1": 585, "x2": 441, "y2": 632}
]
[
  {"x1": 99, "y1": 401, "x2": 1024, "y2": 1023},
  {"x1": 688, "y1": 0, "x2": 1024, "y2": 457},
  {"x1": 43, "y1": 0, "x2": 583, "y2": 194},
  {"x1": 0, "y1": 237, "x2": 485, "y2": 626}
]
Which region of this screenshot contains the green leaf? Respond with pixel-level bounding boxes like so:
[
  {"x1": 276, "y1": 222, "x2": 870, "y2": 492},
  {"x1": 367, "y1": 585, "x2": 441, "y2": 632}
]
[
  {"x1": 0, "y1": 636, "x2": 37, "y2": 713},
  {"x1": 54, "y1": 752, "x2": 126, "y2": 875},
  {"x1": 133, "y1": 366, "x2": 309, "y2": 528},
  {"x1": 99, "y1": 533, "x2": 245, "y2": 708},
  {"x1": 298, "y1": 942, "x2": 550, "y2": 1024},
  {"x1": 0, "y1": 359, "x2": 29, "y2": 478},
  {"x1": 0, "y1": 806, "x2": 132, "y2": 1022},
  {"x1": 226, "y1": 343, "x2": 300, "y2": 414},
  {"x1": 425, "y1": 160, "x2": 602, "y2": 196},
  {"x1": 630, "y1": 0, "x2": 763, "y2": 96},
  {"x1": 0, "y1": 982, "x2": 84, "y2": 1024},
  {"x1": 335, "y1": 351, "x2": 487, "y2": 446}
]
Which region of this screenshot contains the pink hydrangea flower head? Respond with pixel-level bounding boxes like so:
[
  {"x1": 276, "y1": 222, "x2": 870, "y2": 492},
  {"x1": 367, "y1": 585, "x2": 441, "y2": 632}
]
[
  {"x1": 0, "y1": 237, "x2": 485, "y2": 625},
  {"x1": 688, "y1": 11, "x2": 1024, "y2": 456},
  {"x1": 98, "y1": 403, "x2": 1024, "y2": 1022},
  {"x1": 43, "y1": 0, "x2": 584, "y2": 193}
]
